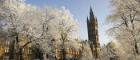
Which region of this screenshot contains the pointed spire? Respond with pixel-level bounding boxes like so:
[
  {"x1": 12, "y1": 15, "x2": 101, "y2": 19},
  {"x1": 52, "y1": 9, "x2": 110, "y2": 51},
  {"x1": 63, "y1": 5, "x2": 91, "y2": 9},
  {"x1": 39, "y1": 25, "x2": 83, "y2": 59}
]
[
  {"x1": 95, "y1": 18, "x2": 98, "y2": 23},
  {"x1": 90, "y1": 7, "x2": 94, "y2": 18},
  {"x1": 90, "y1": 6, "x2": 93, "y2": 13},
  {"x1": 89, "y1": 7, "x2": 95, "y2": 22},
  {"x1": 87, "y1": 16, "x2": 89, "y2": 22},
  {"x1": 95, "y1": 17, "x2": 98, "y2": 26},
  {"x1": 87, "y1": 16, "x2": 89, "y2": 26}
]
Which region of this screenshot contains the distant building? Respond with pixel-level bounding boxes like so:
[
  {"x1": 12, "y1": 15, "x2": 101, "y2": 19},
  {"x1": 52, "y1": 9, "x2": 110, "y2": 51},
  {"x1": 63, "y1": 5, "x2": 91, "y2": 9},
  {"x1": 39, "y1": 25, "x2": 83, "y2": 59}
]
[
  {"x1": 0, "y1": 33, "x2": 43, "y2": 60},
  {"x1": 50, "y1": 39, "x2": 82, "y2": 60},
  {"x1": 87, "y1": 7, "x2": 100, "y2": 58}
]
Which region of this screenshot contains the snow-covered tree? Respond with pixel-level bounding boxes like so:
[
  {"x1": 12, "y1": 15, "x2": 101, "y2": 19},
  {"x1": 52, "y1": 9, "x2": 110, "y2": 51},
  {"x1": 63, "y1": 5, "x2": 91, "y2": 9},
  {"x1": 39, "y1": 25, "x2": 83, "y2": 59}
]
[
  {"x1": 0, "y1": 0, "x2": 50, "y2": 60},
  {"x1": 107, "y1": 0, "x2": 140, "y2": 59},
  {"x1": 80, "y1": 41, "x2": 93, "y2": 60},
  {"x1": 39, "y1": 6, "x2": 81, "y2": 60},
  {"x1": 0, "y1": 0, "x2": 81, "y2": 60}
]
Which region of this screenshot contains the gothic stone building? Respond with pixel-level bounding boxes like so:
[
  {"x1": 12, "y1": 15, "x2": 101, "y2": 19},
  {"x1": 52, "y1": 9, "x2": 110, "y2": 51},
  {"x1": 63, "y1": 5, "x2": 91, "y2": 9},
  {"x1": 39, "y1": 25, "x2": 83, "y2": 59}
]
[{"x1": 87, "y1": 8, "x2": 100, "y2": 58}]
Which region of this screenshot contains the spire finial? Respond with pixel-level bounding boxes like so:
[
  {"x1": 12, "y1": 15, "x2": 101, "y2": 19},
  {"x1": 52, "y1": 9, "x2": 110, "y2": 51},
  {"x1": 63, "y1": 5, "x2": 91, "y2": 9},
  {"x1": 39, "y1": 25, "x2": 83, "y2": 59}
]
[
  {"x1": 90, "y1": 7, "x2": 94, "y2": 18},
  {"x1": 90, "y1": 6, "x2": 93, "y2": 13}
]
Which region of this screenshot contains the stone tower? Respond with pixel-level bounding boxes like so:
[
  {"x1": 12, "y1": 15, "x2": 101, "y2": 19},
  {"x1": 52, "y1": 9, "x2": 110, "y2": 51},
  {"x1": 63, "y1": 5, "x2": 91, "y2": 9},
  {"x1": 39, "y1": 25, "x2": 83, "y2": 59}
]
[{"x1": 87, "y1": 7, "x2": 100, "y2": 58}]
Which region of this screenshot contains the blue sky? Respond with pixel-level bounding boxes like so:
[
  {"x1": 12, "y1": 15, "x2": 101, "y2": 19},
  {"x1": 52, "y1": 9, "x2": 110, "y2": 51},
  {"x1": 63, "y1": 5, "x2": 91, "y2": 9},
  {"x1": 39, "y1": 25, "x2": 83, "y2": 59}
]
[{"x1": 26, "y1": 0, "x2": 111, "y2": 45}]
